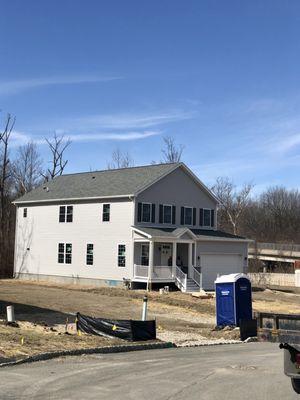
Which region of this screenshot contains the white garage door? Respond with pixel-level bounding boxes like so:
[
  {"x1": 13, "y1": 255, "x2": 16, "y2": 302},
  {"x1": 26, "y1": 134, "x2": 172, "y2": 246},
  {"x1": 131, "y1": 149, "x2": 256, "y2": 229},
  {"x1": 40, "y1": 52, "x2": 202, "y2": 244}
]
[{"x1": 200, "y1": 254, "x2": 242, "y2": 290}]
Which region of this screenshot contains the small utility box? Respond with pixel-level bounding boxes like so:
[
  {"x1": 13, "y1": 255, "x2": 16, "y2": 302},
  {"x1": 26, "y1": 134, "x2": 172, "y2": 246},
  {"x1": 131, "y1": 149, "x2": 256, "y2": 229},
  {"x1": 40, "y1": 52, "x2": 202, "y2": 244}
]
[{"x1": 215, "y1": 273, "x2": 252, "y2": 327}]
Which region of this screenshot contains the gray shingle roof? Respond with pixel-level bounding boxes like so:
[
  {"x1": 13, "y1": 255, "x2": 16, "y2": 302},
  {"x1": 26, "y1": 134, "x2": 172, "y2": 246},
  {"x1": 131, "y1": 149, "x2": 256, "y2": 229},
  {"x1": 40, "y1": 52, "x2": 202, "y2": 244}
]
[
  {"x1": 134, "y1": 226, "x2": 247, "y2": 241},
  {"x1": 15, "y1": 163, "x2": 180, "y2": 204}
]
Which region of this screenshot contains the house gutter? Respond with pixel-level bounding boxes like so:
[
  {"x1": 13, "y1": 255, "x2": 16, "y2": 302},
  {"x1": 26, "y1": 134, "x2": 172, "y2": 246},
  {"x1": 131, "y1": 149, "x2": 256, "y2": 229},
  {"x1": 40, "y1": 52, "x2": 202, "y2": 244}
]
[{"x1": 13, "y1": 194, "x2": 135, "y2": 205}]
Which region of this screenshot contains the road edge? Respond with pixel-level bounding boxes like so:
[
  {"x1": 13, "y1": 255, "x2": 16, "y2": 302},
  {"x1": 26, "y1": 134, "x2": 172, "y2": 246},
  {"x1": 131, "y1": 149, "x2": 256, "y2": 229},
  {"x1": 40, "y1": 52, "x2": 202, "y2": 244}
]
[{"x1": 0, "y1": 341, "x2": 175, "y2": 368}]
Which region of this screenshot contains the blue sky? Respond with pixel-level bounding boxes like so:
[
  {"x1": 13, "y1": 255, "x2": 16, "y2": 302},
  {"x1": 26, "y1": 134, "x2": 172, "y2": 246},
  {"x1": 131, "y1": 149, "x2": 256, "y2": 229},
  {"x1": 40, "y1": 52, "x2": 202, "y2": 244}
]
[{"x1": 1, "y1": 0, "x2": 300, "y2": 192}]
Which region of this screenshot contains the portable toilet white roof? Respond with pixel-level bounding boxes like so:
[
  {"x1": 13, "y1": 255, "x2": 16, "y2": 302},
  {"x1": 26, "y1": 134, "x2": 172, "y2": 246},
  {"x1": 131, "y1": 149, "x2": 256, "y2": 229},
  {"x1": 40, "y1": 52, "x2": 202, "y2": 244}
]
[{"x1": 215, "y1": 273, "x2": 249, "y2": 284}]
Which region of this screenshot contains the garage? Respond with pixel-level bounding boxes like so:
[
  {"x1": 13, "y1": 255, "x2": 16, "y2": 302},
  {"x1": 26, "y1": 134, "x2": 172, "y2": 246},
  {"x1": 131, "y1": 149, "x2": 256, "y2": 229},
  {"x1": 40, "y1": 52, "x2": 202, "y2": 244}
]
[{"x1": 200, "y1": 253, "x2": 243, "y2": 290}]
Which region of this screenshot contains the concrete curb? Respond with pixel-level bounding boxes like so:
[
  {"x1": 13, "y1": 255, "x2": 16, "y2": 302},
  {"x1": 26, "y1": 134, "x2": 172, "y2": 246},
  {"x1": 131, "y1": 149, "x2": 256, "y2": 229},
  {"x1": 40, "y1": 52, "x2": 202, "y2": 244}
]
[{"x1": 0, "y1": 341, "x2": 175, "y2": 368}]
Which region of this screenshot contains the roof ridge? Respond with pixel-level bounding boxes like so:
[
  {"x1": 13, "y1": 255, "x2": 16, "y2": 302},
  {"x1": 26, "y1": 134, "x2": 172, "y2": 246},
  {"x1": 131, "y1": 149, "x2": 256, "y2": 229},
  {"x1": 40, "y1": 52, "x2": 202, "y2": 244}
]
[{"x1": 58, "y1": 162, "x2": 181, "y2": 178}]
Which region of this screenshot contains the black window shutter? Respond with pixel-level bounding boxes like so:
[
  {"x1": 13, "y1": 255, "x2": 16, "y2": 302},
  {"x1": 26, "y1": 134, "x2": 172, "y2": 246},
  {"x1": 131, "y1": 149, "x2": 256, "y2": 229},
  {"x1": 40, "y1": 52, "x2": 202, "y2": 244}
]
[
  {"x1": 193, "y1": 208, "x2": 196, "y2": 226},
  {"x1": 180, "y1": 207, "x2": 184, "y2": 225},
  {"x1": 172, "y1": 205, "x2": 176, "y2": 225},
  {"x1": 137, "y1": 203, "x2": 142, "y2": 222},
  {"x1": 199, "y1": 208, "x2": 204, "y2": 226},
  {"x1": 211, "y1": 209, "x2": 215, "y2": 227},
  {"x1": 159, "y1": 204, "x2": 163, "y2": 223},
  {"x1": 151, "y1": 204, "x2": 156, "y2": 223}
]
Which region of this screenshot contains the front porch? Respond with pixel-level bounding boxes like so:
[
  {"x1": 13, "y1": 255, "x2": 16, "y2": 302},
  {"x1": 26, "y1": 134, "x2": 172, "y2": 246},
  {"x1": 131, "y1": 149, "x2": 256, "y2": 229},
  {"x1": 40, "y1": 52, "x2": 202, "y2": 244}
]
[{"x1": 132, "y1": 228, "x2": 202, "y2": 292}]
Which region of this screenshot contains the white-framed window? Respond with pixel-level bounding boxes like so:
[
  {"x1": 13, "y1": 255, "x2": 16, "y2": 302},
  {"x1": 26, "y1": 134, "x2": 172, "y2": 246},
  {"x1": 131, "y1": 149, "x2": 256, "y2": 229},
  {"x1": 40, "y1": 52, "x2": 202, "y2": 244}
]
[
  {"x1": 203, "y1": 209, "x2": 211, "y2": 227},
  {"x1": 118, "y1": 244, "x2": 126, "y2": 267},
  {"x1": 59, "y1": 206, "x2": 73, "y2": 223},
  {"x1": 102, "y1": 204, "x2": 110, "y2": 222},
  {"x1": 184, "y1": 207, "x2": 192, "y2": 225},
  {"x1": 86, "y1": 244, "x2": 94, "y2": 265},
  {"x1": 58, "y1": 243, "x2": 72, "y2": 264},
  {"x1": 141, "y1": 243, "x2": 149, "y2": 266},
  {"x1": 141, "y1": 203, "x2": 151, "y2": 223},
  {"x1": 23, "y1": 208, "x2": 27, "y2": 218}
]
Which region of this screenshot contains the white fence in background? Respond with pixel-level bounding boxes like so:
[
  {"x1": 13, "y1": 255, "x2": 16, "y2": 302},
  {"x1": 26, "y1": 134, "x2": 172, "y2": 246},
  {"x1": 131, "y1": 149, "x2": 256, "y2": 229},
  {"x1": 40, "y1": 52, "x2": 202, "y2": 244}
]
[{"x1": 248, "y1": 272, "x2": 297, "y2": 287}]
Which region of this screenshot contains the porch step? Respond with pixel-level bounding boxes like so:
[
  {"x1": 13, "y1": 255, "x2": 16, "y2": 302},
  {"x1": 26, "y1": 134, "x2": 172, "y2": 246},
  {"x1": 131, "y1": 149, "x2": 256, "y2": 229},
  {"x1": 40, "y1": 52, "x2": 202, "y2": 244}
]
[{"x1": 184, "y1": 278, "x2": 200, "y2": 293}]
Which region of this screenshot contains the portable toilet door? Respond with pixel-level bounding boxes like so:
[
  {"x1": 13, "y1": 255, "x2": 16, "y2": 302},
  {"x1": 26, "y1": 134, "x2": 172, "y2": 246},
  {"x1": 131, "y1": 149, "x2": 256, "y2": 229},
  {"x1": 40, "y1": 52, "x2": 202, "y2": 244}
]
[
  {"x1": 215, "y1": 280, "x2": 235, "y2": 326},
  {"x1": 235, "y1": 276, "x2": 252, "y2": 324}
]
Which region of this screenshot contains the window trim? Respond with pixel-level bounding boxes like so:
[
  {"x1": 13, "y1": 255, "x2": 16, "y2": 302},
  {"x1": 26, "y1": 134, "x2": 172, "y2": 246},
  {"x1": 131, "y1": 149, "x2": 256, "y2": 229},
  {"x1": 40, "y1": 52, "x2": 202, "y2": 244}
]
[
  {"x1": 162, "y1": 204, "x2": 173, "y2": 224},
  {"x1": 102, "y1": 203, "x2": 110, "y2": 222},
  {"x1": 58, "y1": 242, "x2": 72, "y2": 264},
  {"x1": 59, "y1": 205, "x2": 73, "y2": 223},
  {"x1": 86, "y1": 243, "x2": 94, "y2": 266},
  {"x1": 183, "y1": 206, "x2": 193, "y2": 226},
  {"x1": 203, "y1": 208, "x2": 211, "y2": 228},
  {"x1": 118, "y1": 244, "x2": 126, "y2": 267},
  {"x1": 141, "y1": 202, "x2": 152, "y2": 223}
]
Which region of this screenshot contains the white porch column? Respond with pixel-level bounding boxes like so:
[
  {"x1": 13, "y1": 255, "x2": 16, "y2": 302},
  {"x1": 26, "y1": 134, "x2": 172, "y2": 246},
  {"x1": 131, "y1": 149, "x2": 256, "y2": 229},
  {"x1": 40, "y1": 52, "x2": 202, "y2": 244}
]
[
  {"x1": 172, "y1": 242, "x2": 177, "y2": 276},
  {"x1": 147, "y1": 240, "x2": 154, "y2": 291},
  {"x1": 188, "y1": 242, "x2": 193, "y2": 278}
]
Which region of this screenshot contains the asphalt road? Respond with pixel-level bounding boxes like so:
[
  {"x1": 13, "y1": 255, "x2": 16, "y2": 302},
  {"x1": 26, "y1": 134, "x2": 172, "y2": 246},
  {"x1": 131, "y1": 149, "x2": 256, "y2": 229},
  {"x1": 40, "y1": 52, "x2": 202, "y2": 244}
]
[{"x1": 0, "y1": 343, "x2": 298, "y2": 400}]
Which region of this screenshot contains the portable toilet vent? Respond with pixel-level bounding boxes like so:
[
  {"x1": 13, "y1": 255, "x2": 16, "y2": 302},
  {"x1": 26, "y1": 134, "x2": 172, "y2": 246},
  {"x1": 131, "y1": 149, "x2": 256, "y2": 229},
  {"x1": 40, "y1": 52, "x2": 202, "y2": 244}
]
[{"x1": 215, "y1": 273, "x2": 252, "y2": 327}]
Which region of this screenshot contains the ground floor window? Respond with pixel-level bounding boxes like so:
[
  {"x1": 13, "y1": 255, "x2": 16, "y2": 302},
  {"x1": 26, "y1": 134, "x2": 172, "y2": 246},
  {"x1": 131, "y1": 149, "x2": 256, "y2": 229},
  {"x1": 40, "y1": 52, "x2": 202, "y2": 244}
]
[
  {"x1": 118, "y1": 244, "x2": 126, "y2": 267},
  {"x1": 141, "y1": 244, "x2": 149, "y2": 266},
  {"x1": 86, "y1": 244, "x2": 94, "y2": 265},
  {"x1": 58, "y1": 243, "x2": 72, "y2": 264}
]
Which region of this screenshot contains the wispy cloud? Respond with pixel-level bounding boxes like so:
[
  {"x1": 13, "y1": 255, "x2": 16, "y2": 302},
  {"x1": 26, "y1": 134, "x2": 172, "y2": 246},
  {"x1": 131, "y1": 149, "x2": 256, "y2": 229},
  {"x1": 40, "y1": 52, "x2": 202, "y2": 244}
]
[
  {"x1": 0, "y1": 75, "x2": 122, "y2": 96},
  {"x1": 63, "y1": 110, "x2": 194, "y2": 130},
  {"x1": 268, "y1": 132, "x2": 300, "y2": 154},
  {"x1": 10, "y1": 129, "x2": 160, "y2": 147}
]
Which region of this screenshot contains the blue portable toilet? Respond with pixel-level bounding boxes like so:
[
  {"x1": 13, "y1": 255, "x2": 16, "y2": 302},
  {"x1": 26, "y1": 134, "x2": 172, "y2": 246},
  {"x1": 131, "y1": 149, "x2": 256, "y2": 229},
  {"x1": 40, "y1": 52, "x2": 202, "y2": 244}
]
[{"x1": 215, "y1": 273, "x2": 252, "y2": 327}]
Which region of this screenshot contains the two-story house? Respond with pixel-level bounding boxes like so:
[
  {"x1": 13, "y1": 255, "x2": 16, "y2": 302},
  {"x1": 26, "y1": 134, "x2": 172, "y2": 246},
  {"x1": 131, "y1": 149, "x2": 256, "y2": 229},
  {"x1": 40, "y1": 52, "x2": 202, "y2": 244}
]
[{"x1": 13, "y1": 162, "x2": 249, "y2": 292}]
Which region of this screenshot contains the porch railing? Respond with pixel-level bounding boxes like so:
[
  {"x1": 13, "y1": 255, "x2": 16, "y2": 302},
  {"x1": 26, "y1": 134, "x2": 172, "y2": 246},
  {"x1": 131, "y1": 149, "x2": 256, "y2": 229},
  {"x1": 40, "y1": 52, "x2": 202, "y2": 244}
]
[
  {"x1": 191, "y1": 267, "x2": 202, "y2": 289},
  {"x1": 174, "y1": 266, "x2": 187, "y2": 291},
  {"x1": 133, "y1": 264, "x2": 173, "y2": 280}
]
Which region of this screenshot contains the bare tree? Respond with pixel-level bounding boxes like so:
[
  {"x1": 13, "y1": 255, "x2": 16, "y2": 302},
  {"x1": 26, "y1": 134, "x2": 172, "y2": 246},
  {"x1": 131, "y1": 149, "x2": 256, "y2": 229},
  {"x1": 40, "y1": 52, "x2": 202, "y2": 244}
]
[
  {"x1": 42, "y1": 133, "x2": 71, "y2": 180},
  {"x1": 0, "y1": 113, "x2": 16, "y2": 277},
  {"x1": 12, "y1": 141, "x2": 43, "y2": 195},
  {"x1": 0, "y1": 114, "x2": 15, "y2": 224},
  {"x1": 161, "y1": 136, "x2": 184, "y2": 163},
  {"x1": 107, "y1": 148, "x2": 134, "y2": 169},
  {"x1": 211, "y1": 177, "x2": 253, "y2": 235}
]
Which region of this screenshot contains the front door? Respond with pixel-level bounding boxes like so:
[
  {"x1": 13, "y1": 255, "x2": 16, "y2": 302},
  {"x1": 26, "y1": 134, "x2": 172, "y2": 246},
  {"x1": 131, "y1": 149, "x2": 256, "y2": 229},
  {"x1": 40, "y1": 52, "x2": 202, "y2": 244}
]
[{"x1": 160, "y1": 243, "x2": 172, "y2": 266}]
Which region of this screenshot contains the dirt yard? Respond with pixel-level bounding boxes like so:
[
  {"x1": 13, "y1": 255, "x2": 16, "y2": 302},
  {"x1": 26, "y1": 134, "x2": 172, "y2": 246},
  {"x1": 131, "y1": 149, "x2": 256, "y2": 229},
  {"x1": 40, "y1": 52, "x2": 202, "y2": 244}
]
[{"x1": 0, "y1": 279, "x2": 299, "y2": 361}]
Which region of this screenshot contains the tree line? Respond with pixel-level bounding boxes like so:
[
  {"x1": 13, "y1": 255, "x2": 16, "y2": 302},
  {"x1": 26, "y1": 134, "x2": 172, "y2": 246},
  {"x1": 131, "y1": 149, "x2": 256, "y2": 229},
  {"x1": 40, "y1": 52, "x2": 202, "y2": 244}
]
[{"x1": 1, "y1": 112, "x2": 299, "y2": 276}]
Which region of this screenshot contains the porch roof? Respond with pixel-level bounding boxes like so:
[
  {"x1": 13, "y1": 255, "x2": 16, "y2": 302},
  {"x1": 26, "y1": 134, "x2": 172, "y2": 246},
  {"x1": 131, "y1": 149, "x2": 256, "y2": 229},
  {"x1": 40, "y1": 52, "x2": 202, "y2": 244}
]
[{"x1": 132, "y1": 226, "x2": 250, "y2": 242}]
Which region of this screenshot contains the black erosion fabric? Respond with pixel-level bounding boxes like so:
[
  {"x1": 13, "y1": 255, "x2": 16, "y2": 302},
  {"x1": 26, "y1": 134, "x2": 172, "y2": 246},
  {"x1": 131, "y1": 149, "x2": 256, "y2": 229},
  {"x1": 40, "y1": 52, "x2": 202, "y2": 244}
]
[{"x1": 76, "y1": 313, "x2": 156, "y2": 341}]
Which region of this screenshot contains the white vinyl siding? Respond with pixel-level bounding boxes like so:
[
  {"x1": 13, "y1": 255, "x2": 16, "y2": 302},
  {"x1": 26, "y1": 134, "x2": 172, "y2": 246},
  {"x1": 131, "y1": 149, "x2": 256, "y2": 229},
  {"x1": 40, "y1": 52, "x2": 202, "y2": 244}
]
[{"x1": 15, "y1": 201, "x2": 134, "y2": 281}]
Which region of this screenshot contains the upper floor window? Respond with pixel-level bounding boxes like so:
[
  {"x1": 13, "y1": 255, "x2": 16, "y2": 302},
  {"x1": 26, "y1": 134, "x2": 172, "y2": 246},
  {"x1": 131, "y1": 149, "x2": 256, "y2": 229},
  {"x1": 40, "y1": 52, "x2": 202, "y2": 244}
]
[
  {"x1": 102, "y1": 204, "x2": 110, "y2": 222},
  {"x1": 118, "y1": 244, "x2": 126, "y2": 267},
  {"x1": 137, "y1": 202, "x2": 155, "y2": 223},
  {"x1": 159, "y1": 204, "x2": 176, "y2": 224},
  {"x1": 59, "y1": 206, "x2": 73, "y2": 223},
  {"x1": 23, "y1": 208, "x2": 27, "y2": 218},
  {"x1": 180, "y1": 206, "x2": 197, "y2": 226},
  {"x1": 199, "y1": 208, "x2": 215, "y2": 228},
  {"x1": 58, "y1": 243, "x2": 72, "y2": 264},
  {"x1": 86, "y1": 244, "x2": 94, "y2": 265}
]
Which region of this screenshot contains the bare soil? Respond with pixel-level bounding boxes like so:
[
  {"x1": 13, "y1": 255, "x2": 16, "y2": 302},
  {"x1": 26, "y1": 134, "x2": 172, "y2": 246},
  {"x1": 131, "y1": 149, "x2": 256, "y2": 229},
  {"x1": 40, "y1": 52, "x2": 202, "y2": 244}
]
[{"x1": 0, "y1": 279, "x2": 299, "y2": 361}]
